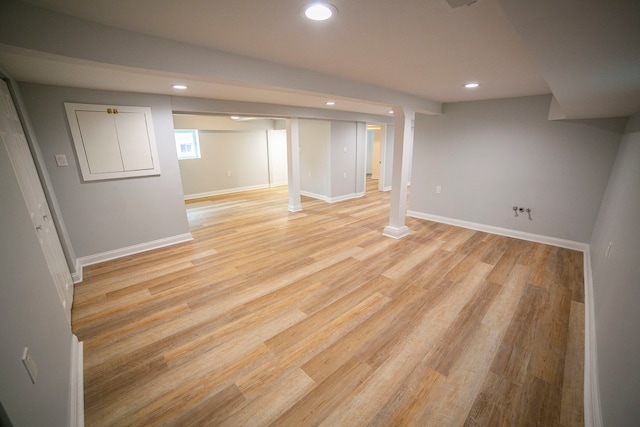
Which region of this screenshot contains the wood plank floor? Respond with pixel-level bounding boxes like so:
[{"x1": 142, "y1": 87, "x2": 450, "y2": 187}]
[{"x1": 73, "y1": 180, "x2": 584, "y2": 426}]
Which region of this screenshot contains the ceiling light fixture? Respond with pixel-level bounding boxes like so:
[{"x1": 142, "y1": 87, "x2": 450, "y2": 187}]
[
  {"x1": 304, "y1": 3, "x2": 336, "y2": 21},
  {"x1": 230, "y1": 116, "x2": 241, "y2": 120},
  {"x1": 388, "y1": 110, "x2": 394, "y2": 114},
  {"x1": 464, "y1": 82, "x2": 480, "y2": 88},
  {"x1": 172, "y1": 84, "x2": 188, "y2": 90},
  {"x1": 325, "y1": 101, "x2": 336, "y2": 106}
]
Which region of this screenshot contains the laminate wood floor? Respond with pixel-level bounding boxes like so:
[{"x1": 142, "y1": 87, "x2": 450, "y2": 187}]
[{"x1": 73, "y1": 180, "x2": 584, "y2": 426}]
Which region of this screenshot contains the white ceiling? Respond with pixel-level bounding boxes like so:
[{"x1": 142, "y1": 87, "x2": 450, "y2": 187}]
[{"x1": 1, "y1": 0, "x2": 638, "y2": 119}]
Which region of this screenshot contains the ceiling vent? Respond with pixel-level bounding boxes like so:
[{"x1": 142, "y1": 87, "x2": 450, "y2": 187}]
[{"x1": 440, "y1": 0, "x2": 479, "y2": 9}]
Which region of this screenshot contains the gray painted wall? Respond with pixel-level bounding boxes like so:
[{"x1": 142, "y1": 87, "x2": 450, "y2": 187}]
[
  {"x1": 410, "y1": 95, "x2": 623, "y2": 243},
  {"x1": 299, "y1": 119, "x2": 330, "y2": 198},
  {"x1": 298, "y1": 119, "x2": 364, "y2": 201},
  {"x1": 19, "y1": 83, "x2": 190, "y2": 258},
  {"x1": 330, "y1": 121, "x2": 358, "y2": 198},
  {"x1": 0, "y1": 140, "x2": 72, "y2": 427},
  {"x1": 589, "y1": 112, "x2": 640, "y2": 425},
  {"x1": 179, "y1": 131, "x2": 270, "y2": 196}
]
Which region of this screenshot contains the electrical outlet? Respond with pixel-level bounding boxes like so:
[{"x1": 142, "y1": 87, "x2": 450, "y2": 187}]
[{"x1": 55, "y1": 154, "x2": 68, "y2": 167}]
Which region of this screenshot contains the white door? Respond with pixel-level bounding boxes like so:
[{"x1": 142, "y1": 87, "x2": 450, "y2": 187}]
[{"x1": 0, "y1": 79, "x2": 74, "y2": 325}]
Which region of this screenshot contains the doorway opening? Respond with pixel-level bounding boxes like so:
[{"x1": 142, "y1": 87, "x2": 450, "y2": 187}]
[{"x1": 366, "y1": 123, "x2": 386, "y2": 193}]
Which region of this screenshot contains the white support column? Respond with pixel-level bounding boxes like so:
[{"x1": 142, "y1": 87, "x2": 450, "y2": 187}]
[
  {"x1": 383, "y1": 106, "x2": 414, "y2": 239},
  {"x1": 286, "y1": 118, "x2": 302, "y2": 212}
]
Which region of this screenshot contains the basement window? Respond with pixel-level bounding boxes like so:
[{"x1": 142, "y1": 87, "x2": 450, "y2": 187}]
[{"x1": 175, "y1": 130, "x2": 200, "y2": 160}]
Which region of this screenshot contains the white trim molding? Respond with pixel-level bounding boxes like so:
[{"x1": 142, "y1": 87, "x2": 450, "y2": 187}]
[
  {"x1": 300, "y1": 190, "x2": 365, "y2": 204},
  {"x1": 583, "y1": 248, "x2": 603, "y2": 427},
  {"x1": 300, "y1": 190, "x2": 328, "y2": 202},
  {"x1": 69, "y1": 335, "x2": 84, "y2": 427},
  {"x1": 407, "y1": 211, "x2": 589, "y2": 252},
  {"x1": 72, "y1": 233, "x2": 193, "y2": 283},
  {"x1": 382, "y1": 225, "x2": 410, "y2": 239},
  {"x1": 184, "y1": 184, "x2": 270, "y2": 201}
]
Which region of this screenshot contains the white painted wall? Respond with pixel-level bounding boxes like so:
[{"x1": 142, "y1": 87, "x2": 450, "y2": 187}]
[
  {"x1": 299, "y1": 119, "x2": 330, "y2": 199},
  {"x1": 18, "y1": 83, "x2": 190, "y2": 259},
  {"x1": 366, "y1": 130, "x2": 374, "y2": 175},
  {"x1": 589, "y1": 112, "x2": 640, "y2": 426},
  {"x1": 382, "y1": 124, "x2": 394, "y2": 191},
  {"x1": 0, "y1": 137, "x2": 72, "y2": 426},
  {"x1": 410, "y1": 95, "x2": 623, "y2": 243},
  {"x1": 268, "y1": 129, "x2": 288, "y2": 187}
]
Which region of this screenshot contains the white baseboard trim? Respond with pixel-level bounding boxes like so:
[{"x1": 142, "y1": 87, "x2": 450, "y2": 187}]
[
  {"x1": 382, "y1": 225, "x2": 410, "y2": 239},
  {"x1": 300, "y1": 190, "x2": 328, "y2": 202},
  {"x1": 329, "y1": 192, "x2": 366, "y2": 203},
  {"x1": 72, "y1": 233, "x2": 193, "y2": 283},
  {"x1": 184, "y1": 184, "x2": 270, "y2": 201},
  {"x1": 583, "y1": 248, "x2": 603, "y2": 427},
  {"x1": 407, "y1": 211, "x2": 589, "y2": 252},
  {"x1": 69, "y1": 335, "x2": 84, "y2": 427},
  {"x1": 300, "y1": 191, "x2": 365, "y2": 204}
]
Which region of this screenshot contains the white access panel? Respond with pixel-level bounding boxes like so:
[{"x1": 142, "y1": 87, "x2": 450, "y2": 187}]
[
  {"x1": 65, "y1": 103, "x2": 161, "y2": 181},
  {"x1": 115, "y1": 112, "x2": 155, "y2": 171},
  {"x1": 75, "y1": 110, "x2": 123, "y2": 174}
]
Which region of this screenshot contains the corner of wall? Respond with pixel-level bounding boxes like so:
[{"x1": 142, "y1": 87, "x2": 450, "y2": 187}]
[
  {"x1": 583, "y1": 247, "x2": 603, "y2": 427},
  {"x1": 69, "y1": 335, "x2": 84, "y2": 427}
]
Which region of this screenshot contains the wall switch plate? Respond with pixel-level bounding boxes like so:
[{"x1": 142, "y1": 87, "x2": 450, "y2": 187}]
[
  {"x1": 22, "y1": 347, "x2": 38, "y2": 384},
  {"x1": 343, "y1": 172, "x2": 347, "y2": 179},
  {"x1": 436, "y1": 185, "x2": 442, "y2": 194},
  {"x1": 343, "y1": 147, "x2": 348, "y2": 153},
  {"x1": 226, "y1": 171, "x2": 231, "y2": 177},
  {"x1": 55, "y1": 154, "x2": 68, "y2": 167}
]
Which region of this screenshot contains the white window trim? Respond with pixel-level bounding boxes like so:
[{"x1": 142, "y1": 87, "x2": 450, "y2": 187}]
[{"x1": 175, "y1": 129, "x2": 200, "y2": 160}]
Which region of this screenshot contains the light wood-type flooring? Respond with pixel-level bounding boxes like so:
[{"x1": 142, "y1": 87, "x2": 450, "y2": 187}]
[{"x1": 73, "y1": 179, "x2": 584, "y2": 426}]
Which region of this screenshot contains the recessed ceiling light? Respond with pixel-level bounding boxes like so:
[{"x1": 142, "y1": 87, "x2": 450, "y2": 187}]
[
  {"x1": 325, "y1": 101, "x2": 336, "y2": 106},
  {"x1": 464, "y1": 82, "x2": 480, "y2": 88},
  {"x1": 388, "y1": 110, "x2": 394, "y2": 114},
  {"x1": 230, "y1": 116, "x2": 241, "y2": 120},
  {"x1": 305, "y1": 3, "x2": 336, "y2": 21},
  {"x1": 172, "y1": 84, "x2": 188, "y2": 90}
]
